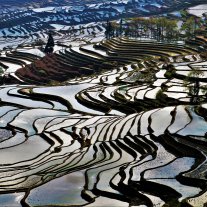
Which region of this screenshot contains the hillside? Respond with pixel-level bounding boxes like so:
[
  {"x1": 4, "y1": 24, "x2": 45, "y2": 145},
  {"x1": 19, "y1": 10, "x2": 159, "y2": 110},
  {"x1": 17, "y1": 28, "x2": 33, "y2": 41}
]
[
  {"x1": 0, "y1": 1, "x2": 207, "y2": 207},
  {"x1": 1, "y1": 34, "x2": 207, "y2": 206}
]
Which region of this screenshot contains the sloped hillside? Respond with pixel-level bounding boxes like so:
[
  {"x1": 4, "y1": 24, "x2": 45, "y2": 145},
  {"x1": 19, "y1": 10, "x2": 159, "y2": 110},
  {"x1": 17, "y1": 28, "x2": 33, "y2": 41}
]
[{"x1": 0, "y1": 35, "x2": 207, "y2": 206}]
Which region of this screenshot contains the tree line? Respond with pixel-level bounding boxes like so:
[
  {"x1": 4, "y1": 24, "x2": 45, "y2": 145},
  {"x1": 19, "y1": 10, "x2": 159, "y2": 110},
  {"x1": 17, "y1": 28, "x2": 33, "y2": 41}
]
[{"x1": 105, "y1": 15, "x2": 206, "y2": 41}]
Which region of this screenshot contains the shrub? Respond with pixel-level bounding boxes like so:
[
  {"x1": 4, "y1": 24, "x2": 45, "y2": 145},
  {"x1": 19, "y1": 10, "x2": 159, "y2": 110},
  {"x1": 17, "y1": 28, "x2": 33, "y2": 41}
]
[
  {"x1": 38, "y1": 69, "x2": 47, "y2": 76},
  {"x1": 0, "y1": 66, "x2": 4, "y2": 75},
  {"x1": 123, "y1": 66, "x2": 128, "y2": 71},
  {"x1": 131, "y1": 64, "x2": 137, "y2": 70},
  {"x1": 156, "y1": 89, "x2": 167, "y2": 102},
  {"x1": 165, "y1": 68, "x2": 175, "y2": 78}
]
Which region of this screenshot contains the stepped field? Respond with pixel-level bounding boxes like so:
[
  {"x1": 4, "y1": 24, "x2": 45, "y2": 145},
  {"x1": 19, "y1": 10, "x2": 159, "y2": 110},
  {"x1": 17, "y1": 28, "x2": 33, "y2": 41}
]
[{"x1": 0, "y1": 35, "x2": 207, "y2": 206}]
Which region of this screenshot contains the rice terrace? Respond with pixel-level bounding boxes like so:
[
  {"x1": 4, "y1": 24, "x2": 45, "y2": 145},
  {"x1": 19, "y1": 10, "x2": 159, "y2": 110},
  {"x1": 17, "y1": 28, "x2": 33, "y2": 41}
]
[{"x1": 1, "y1": 0, "x2": 207, "y2": 206}]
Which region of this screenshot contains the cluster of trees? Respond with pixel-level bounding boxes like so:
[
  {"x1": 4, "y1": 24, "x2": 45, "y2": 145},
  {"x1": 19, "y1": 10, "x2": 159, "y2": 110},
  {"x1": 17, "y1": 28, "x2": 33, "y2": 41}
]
[
  {"x1": 105, "y1": 14, "x2": 207, "y2": 41},
  {"x1": 180, "y1": 11, "x2": 206, "y2": 37},
  {"x1": 105, "y1": 17, "x2": 179, "y2": 41},
  {"x1": 105, "y1": 19, "x2": 123, "y2": 39}
]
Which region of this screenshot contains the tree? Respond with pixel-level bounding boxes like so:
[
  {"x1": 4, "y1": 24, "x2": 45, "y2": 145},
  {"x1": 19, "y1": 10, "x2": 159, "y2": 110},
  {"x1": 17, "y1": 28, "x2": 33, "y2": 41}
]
[
  {"x1": 163, "y1": 18, "x2": 178, "y2": 41},
  {"x1": 44, "y1": 33, "x2": 55, "y2": 54},
  {"x1": 105, "y1": 20, "x2": 112, "y2": 39},
  {"x1": 0, "y1": 66, "x2": 5, "y2": 85},
  {"x1": 184, "y1": 68, "x2": 205, "y2": 104},
  {"x1": 119, "y1": 19, "x2": 123, "y2": 36},
  {"x1": 181, "y1": 17, "x2": 196, "y2": 37}
]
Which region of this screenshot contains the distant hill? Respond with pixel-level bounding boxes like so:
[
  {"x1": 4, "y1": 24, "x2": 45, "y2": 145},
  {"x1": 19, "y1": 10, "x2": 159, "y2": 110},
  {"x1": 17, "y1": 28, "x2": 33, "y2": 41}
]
[
  {"x1": 0, "y1": 0, "x2": 206, "y2": 46},
  {"x1": 0, "y1": 0, "x2": 99, "y2": 8},
  {"x1": 0, "y1": 0, "x2": 206, "y2": 10}
]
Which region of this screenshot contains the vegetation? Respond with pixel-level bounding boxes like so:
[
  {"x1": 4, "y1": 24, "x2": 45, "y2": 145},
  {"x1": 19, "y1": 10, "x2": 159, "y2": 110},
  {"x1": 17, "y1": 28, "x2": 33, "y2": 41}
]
[
  {"x1": 180, "y1": 10, "x2": 206, "y2": 38},
  {"x1": 105, "y1": 17, "x2": 179, "y2": 41},
  {"x1": 156, "y1": 89, "x2": 167, "y2": 102},
  {"x1": 164, "y1": 64, "x2": 176, "y2": 78},
  {"x1": 0, "y1": 67, "x2": 4, "y2": 84},
  {"x1": 38, "y1": 69, "x2": 47, "y2": 76},
  {"x1": 183, "y1": 68, "x2": 207, "y2": 104},
  {"x1": 0, "y1": 66, "x2": 4, "y2": 75},
  {"x1": 44, "y1": 33, "x2": 55, "y2": 54},
  {"x1": 105, "y1": 14, "x2": 207, "y2": 41}
]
